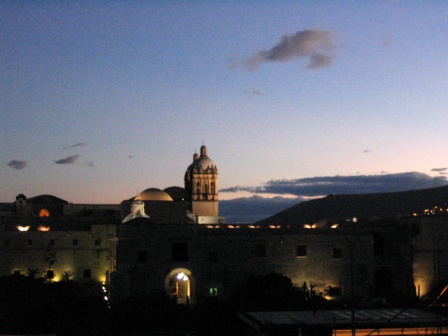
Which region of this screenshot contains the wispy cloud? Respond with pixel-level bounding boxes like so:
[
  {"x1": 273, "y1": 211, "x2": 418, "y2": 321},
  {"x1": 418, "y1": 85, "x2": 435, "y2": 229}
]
[
  {"x1": 431, "y1": 168, "x2": 447, "y2": 172},
  {"x1": 63, "y1": 142, "x2": 86, "y2": 150},
  {"x1": 221, "y1": 172, "x2": 448, "y2": 197},
  {"x1": 247, "y1": 87, "x2": 262, "y2": 96},
  {"x1": 54, "y1": 154, "x2": 80, "y2": 165},
  {"x1": 242, "y1": 29, "x2": 337, "y2": 70},
  {"x1": 7, "y1": 160, "x2": 27, "y2": 170}
]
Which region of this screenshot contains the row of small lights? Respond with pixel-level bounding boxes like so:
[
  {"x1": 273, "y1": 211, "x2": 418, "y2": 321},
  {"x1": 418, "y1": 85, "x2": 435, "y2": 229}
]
[
  {"x1": 205, "y1": 224, "x2": 340, "y2": 229},
  {"x1": 17, "y1": 226, "x2": 50, "y2": 231},
  {"x1": 102, "y1": 282, "x2": 110, "y2": 308}
]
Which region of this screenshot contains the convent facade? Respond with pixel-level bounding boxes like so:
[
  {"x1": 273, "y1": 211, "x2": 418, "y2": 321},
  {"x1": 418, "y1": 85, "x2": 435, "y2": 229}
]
[{"x1": 0, "y1": 145, "x2": 447, "y2": 304}]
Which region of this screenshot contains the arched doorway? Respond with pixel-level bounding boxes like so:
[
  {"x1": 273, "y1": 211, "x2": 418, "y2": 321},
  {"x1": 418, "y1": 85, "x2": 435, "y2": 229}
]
[{"x1": 165, "y1": 268, "x2": 195, "y2": 304}]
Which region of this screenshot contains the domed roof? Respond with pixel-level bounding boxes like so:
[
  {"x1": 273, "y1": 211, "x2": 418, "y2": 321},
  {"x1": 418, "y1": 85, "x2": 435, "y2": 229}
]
[
  {"x1": 27, "y1": 194, "x2": 68, "y2": 204},
  {"x1": 187, "y1": 145, "x2": 216, "y2": 171},
  {"x1": 164, "y1": 186, "x2": 188, "y2": 201},
  {"x1": 136, "y1": 188, "x2": 173, "y2": 201},
  {"x1": 191, "y1": 156, "x2": 215, "y2": 170}
]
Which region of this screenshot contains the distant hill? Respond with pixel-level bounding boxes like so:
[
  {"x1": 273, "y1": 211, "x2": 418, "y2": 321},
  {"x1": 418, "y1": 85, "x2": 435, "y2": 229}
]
[
  {"x1": 220, "y1": 196, "x2": 300, "y2": 223},
  {"x1": 256, "y1": 185, "x2": 448, "y2": 225}
]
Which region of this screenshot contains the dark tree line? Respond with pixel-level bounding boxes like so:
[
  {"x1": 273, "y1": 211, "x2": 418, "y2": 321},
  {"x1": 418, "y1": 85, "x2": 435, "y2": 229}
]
[
  {"x1": 0, "y1": 275, "x2": 108, "y2": 335},
  {"x1": 0, "y1": 272, "x2": 425, "y2": 335}
]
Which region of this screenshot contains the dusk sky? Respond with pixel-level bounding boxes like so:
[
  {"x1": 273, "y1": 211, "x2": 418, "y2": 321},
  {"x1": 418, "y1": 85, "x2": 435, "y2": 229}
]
[{"x1": 2, "y1": 1, "x2": 448, "y2": 207}]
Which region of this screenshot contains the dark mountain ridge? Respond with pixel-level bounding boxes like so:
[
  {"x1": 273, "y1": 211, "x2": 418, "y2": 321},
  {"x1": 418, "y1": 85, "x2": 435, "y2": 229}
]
[{"x1": 256, "y1": 185, "x2": 448, "y2": 225}]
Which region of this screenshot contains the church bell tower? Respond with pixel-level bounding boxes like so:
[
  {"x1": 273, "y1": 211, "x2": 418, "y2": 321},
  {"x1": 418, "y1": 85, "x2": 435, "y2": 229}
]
[{"x1": 184, "y1": 145, "x2": 219, "y2": 217}]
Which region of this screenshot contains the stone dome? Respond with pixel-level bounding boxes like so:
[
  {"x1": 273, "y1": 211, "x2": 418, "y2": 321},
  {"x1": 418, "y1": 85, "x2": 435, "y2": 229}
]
[
  {"x1": 164, "y1": 186, "x2": 188, "y2": 201},
  {"x1": 187, "y1": 145, "x2": 216, "y2": 171},
  {"x1": 136, "y1": 188, "x2": 173, "y2": 201},
  {"x1": 191, "y1": 156, "x2": 215, "y2": 170}
]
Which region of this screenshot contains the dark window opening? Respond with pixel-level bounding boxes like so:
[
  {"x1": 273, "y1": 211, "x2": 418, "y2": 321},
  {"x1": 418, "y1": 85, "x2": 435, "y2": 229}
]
[
  {"x1": 94, "y1": 238, "x2": 100, "y2": 246},
  {"x1": 209, "y1": 251, "x2": 218, "y2": 262},
  {"x1": 297, "y1": 245, "x2": 307, "y2": 257},
  {"x1": 73, "y1": 239, "x2": 78, "y2": 246},
  {"x1": 374, "y1": 233, "x2": 385, "y2": 256},
  {"x1": 254, "y1": 244, "x2": 267, "y2": 257},
  {"x1": 27, "y1": 239, "x2": 33, "y2": 246},
  {"x1": 48, "y1": 239, "x2": 55, "y2": 246},
  {"x1": 13, "y1": 269, "x2": 21, "y2": 276},
  {"x1": 4, "y1": 239, "x2": 10, "y2": 246},
  {"x1": 333, "y1": 248, "x2": 342, "y2": 259},
  {"x1": 138, "y1": 250, "x2": 148, "y2": 262},
  {"x1": 172, "y1": 243, "x2": 188, "y2": 262}
]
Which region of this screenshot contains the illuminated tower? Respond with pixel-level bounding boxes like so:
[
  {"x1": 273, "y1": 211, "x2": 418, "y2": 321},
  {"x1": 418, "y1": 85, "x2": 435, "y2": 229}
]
[{"x1": 184, "y1": 145, "x2": 219, "y2": 217}]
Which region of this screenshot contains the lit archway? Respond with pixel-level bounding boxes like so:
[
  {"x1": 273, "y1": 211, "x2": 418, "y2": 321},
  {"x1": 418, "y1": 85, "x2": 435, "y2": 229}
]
[
  {"x1": 165, "y1": 268, "x2": 195, "y2": 304},
  {"x1": 39, "y1": 209, "x2": 50, "y2": 217}
]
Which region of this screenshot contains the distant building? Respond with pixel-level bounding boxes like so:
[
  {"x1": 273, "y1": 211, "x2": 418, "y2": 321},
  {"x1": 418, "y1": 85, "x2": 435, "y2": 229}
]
[
  {"x1": 0, "y1": 194, "x2": 119, "y2": 282},
  {"x1": 1, "y1": 144, "x2": 447, "y2": 305}
]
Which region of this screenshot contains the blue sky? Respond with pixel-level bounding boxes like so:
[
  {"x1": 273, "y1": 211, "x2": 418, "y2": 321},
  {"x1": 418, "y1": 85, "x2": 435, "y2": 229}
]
[{"x1": 1, "y1": 1, "x2": 448, "y2": 206}]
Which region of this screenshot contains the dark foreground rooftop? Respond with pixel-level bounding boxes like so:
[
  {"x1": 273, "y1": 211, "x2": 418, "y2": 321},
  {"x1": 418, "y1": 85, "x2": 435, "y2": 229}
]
[{"x1": 240, "y1": 309, "x2": 448, "y2": 336}]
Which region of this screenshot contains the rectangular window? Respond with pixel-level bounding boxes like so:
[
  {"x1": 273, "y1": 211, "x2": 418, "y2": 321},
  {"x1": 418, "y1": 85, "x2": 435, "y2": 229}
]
[
  {"x1": 94, "y1": 238, "x2": 101, "y2": 246},
  {"x1": 209, "y1": 251, "x2": 218, "y2": 263},
  {"x1": 297, "y1": 245, "x2": 307, "y2": 257},
  {"x1": 73, "y1": 239, "x2": 78, "y2": 246},
  {"x1": 254, "y1": 244, "x2": 267, "y2": 257},
  {"x1": 13, "y1": 269, "x2": 21, "y2": 276},
  {"x1": 209, "y1": 288, "x2": 218, "y2": 296},
  {"x1": 83, "y1": 269, "x2": 91, "y2": 279},
  {"x1": 27, "y1": 239, "x2": 33, "y2": 246},
  {"x1": 172, "y1": 243, "x2": 188, "y2": 262},
  {"x1": 138, "y1": 250, "x2": 148, "y2": 262},
  {"x1": 333, "y1": 248, "x2": 342, "y2": 259},
  {"x1": 48, "y1": 239, "x2": 55, "y2": 246},
  {"x1": 46, "y1": 270, "x2": 54, "y2": 279},
  {"x1": 374, "y1": 233, "x2": 385, "y2": 256}
]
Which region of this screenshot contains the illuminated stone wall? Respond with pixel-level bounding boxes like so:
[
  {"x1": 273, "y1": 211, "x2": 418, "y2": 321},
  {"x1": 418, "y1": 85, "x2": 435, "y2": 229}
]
[
  {"x1": 0, "y1": 224, "x2": 116, "y2": 283},
  {"x1": 112, "y1": 222, "x2": 376, "y2": 302},
  {"x1": 411, "y1": 217, "x2": 448, "y2": 297}
]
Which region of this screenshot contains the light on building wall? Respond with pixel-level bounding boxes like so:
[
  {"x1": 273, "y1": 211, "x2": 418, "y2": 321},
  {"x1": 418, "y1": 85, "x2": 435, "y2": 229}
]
[
  {"x1": 269, "y1": 225, "x2": 282, "y2": 229},
  {"x1": 17, "y1": 226, "x2": 30, "y2": 231},
  {"x1": 37, "y1": 226, "x2": 50, "y2": 231},
  {"x1": 176, "y1": 272, "x2": 189, "y2": 281},
  {"x1": 331, "y1": 224, "x2": 339, "y2": 229},
  {"x1": 304, "y1": 224, "x2": 317, "y2": 229}
]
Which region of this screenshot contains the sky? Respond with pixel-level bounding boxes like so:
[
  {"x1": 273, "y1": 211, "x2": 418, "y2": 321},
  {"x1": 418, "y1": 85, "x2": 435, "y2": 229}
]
[{"x1": 2, "y1": 1, "x2": 448, "y2": 212}]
